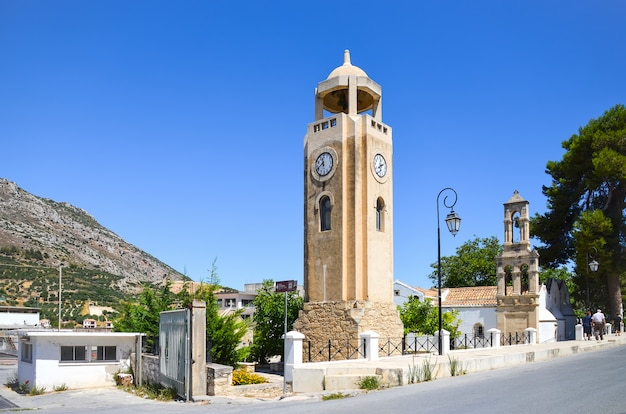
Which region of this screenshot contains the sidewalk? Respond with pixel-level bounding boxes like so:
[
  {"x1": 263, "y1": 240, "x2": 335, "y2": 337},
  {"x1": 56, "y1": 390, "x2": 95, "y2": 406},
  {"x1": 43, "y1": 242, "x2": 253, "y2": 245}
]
[{"x1": 291, "y1": 333, "x2": 626, "y2": 392}]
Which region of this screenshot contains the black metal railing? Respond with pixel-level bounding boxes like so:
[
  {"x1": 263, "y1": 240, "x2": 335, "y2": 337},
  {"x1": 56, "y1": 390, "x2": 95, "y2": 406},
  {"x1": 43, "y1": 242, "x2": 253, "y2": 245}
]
[
  {"x1": 302, "y1": 331, "x2": 533, "y2": 362},
  {"x1": 450, "y1": 333, "x2": 493, "y2": 350},
  {"x1": 305, "y1": 339, "x2": 366, "y2": 362},
  {"x1": 379, "y1": 338, "x2": 404, "y2": 356},
  {"x1": 401, "y1": 335, "x2": 439, "y2": 354},
  {"x1": 500, "y1": 331, "x2": 529, "y2": 345}
]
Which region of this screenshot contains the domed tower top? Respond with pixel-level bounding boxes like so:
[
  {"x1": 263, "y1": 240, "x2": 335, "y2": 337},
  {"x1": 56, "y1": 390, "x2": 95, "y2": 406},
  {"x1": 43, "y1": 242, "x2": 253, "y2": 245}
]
[{"x1": 314, "y1": 50, "x2": 382, "y2": 120}]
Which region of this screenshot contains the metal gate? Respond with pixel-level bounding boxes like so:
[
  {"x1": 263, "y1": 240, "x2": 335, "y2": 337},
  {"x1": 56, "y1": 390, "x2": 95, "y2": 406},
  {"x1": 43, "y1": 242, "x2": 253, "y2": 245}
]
[{"x1": 159, "y1": 308, "x2": 190, "y2": 400}]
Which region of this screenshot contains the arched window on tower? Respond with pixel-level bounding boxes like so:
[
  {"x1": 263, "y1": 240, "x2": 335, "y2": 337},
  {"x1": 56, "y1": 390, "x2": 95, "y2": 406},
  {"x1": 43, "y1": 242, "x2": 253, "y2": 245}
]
[
  {"x1": 504, "y1": 265, "x2": 513, "y2": 295},
  {"x1": 320, "y1": 196, "x2": 332, "y2": 232},
  {"x1": 520, "y1": 263, "x2": 529, "y2": 293},
  {"x1": 376, "y1": 197, "x2": 385, "y2": 232},
  {"x1": 512, "y1": 212, "x2": 521, "y2": 243}
]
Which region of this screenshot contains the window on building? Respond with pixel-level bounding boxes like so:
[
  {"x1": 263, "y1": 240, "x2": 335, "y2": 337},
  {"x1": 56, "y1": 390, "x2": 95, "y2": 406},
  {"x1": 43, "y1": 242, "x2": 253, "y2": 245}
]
[
  {"x1": 60, "y1": 345, "x2": 117, "y2": 362},
  {"x1": 21, "y1": 342, "x2": 32, "y2": 363},
  {"x1": 61, "y1": 346, "x2": 86, "y2": 362},
  {"x1": 473, "y1": 323, "x2": 485, "y2": 339},
  {"x1": 94, "y1": 345, "x2": 117, "y2": 361},
  {"x1": 320, "y1": 196, "x2": 332, "y2": 231},
  {"x1": 376, "y1": 198, "x2": 385, "y2": 232}
]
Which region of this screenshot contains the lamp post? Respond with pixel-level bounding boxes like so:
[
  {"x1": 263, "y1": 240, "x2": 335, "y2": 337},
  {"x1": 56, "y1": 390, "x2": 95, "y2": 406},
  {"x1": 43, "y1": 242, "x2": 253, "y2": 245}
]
[
  {"x1": 586, "y1": 247, "x2": 599, "y2": 309},
  {"x1": 436, "y1": 188, "x2": 461, "y2": 356}
]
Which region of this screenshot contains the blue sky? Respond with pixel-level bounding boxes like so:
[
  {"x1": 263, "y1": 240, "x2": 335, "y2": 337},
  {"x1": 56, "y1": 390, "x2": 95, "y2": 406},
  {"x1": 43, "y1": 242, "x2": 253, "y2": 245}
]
[{"x1": 2, "y1": 1, "x2": 625, "y2": 290}]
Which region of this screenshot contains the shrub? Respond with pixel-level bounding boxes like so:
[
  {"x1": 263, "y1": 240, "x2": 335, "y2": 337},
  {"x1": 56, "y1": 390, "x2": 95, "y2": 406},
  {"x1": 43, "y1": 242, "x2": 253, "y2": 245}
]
[
  {"x1": 53, "y1": 383, "x2": 68, "y2": 392},
  {"x1": 232, "y1": 369, "x2": 268, "y2": 386},
  {"x1": 357, "y1": 376, "x2": 380, "y2": 391},
  {"x1": 448, "y1": 355, "x2": 466, "y2": 376},
  {"x1": 4, "y1": 371, "x2": 18, "y2": 388},
  {"x1": 29, "y1": 385, "x2": 46, "y2": 395}
]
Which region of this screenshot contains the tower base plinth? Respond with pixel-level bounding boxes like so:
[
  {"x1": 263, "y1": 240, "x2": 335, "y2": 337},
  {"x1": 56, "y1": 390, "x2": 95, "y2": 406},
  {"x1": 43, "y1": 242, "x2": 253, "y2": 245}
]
[{"x1": 293, "y1": 300, "x2": 404, "y2": 362}]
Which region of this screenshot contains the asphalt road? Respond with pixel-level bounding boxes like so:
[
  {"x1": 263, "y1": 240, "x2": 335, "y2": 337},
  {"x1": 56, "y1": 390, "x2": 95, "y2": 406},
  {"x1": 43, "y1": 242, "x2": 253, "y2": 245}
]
[
  {"x1": 256, "y1": 345, "x2": 626, "y2": 414},
  {"x1": 3, "y1": 346, "x2": 625, "y2": 414}
]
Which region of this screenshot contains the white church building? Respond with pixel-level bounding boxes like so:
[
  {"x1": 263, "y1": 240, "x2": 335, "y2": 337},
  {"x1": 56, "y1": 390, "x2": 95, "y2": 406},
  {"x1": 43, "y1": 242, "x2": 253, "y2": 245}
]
[{"x1": 394, "y1": 191, "x2": 578, "y2": 343}]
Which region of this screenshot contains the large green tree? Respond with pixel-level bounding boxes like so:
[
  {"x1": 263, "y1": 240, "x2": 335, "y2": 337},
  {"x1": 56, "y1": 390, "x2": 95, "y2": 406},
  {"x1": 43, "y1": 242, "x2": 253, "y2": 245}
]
[
  {"x1": 428, "y1": 236, "x2": 502, "y2": 288},
  {"x1": 114, "y1": 262, "x2": 249, "y2": 367},
  {"x1": 398, "y1": 297, "x2": 460, "y2": 337},
  {"x1": 531, "y1": 104, "x2": 626, "y2": 316},
  {"x1": 250, "y1": 279, "x2": 304, "y2": 363},
  {"x1": 114, "y1": 280, "x2": 177, "y2": 347}
]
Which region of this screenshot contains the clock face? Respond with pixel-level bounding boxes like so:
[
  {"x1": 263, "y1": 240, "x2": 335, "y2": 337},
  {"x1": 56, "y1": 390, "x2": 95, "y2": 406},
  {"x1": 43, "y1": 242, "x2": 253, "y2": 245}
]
[
  {"x1": 315, "y1": 152, "x2": 333, "y2": 176},
  {"x1": 373, "y1": 154, "x2": 387, "y2": 177}
]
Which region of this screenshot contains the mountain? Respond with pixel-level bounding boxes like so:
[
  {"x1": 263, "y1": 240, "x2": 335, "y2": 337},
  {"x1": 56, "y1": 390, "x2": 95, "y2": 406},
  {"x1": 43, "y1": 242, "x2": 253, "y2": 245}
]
[{"x1": 0, "y1": 178, "x2": 186, "y2": 294}]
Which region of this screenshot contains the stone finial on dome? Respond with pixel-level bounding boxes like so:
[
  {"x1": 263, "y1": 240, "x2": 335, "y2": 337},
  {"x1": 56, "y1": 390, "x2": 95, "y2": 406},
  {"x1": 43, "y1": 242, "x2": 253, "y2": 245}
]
[{"x1": 327, "y1": 49, "x2": 368, "y2": 79}]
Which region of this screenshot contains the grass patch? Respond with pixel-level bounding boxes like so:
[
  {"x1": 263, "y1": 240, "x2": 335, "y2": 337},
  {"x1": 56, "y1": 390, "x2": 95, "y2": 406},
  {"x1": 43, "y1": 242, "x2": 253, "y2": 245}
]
[
  {"x1": 28, "y1": 385, "x2": 46, "y2": 395},
  {"x1": 422, "y1": 357, "x2": 437, "y2": 381},
  {"x1": 322, "y1": 392, "x2": 351, "y2": 400},
  {"x1": 407, "y1": 356, "x2": 439, "y2": 383},
  {"x1": 119, "y1": 383, "x2": 178, "y2": 401},
  {"x1": 448, "y1": 355, "x2": 466, "y2": 376},
  {"x1": 357, "y1": 376, "x2": 380, "y2": 391}
]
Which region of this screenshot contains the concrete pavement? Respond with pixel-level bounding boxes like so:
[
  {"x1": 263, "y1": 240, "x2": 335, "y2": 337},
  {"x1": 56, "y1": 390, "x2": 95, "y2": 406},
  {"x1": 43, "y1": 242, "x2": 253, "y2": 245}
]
[{"x1": 0, "y1": 334, "x2": 624, "y2": 411}]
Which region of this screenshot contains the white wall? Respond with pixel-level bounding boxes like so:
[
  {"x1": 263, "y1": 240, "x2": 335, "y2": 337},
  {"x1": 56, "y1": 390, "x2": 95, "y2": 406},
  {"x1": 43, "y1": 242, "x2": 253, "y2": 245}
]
[
  {"x1": 0, "y1": 310, "x2": 39, "y2": 326},
  {"x1": 393, "y1": 281, "x2": 425, "y2": 308},
  {"x1": 18, "y1": 332, "x2": 139, "y2": 390},
  {"x1": 451, "y1": 307, "x2": 497, "y2": 335}
]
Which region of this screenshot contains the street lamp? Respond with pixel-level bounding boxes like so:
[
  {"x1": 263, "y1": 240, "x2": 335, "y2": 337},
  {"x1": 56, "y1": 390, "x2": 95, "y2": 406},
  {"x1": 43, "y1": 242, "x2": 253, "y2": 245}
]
[
  {"x1": 436, "y1": 187, "x2": 461, "y2": 356},
  {"x1": 586, "y1": 247, "x2": 599, "y2": 309}
]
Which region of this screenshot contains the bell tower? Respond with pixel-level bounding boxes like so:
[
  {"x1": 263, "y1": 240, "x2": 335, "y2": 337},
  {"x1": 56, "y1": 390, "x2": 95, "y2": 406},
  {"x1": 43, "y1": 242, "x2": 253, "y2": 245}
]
[
  {"x1": 294, "y1": 50, "x2": 403, "y2": 358},
  {"x1": 496, "y1": 191, "x2": 540, "y2": 341}
]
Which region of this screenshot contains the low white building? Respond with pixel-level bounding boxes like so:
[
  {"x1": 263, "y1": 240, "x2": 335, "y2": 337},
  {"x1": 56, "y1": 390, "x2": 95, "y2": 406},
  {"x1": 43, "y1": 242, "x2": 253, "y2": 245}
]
[{"x1": 17, "y1": 331, "x2": 141, "y2": 390}]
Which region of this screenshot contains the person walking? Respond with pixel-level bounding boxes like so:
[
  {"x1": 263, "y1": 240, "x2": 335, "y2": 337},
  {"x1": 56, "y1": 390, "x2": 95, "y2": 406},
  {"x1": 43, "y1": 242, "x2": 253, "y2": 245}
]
[
  {"x1": 592, "y1": 309, "x2": 606, "y2": 341},
  {"x1": 613, "y1": 313, "x2": 622, "y2": 336},
  {"x1": 582, "y1": 310, "x2": 593, "y2": 340}
]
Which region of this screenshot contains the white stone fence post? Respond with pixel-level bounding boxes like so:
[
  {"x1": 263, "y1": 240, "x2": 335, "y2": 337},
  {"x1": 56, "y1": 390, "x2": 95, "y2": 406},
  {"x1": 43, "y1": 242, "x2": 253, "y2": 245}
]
[
  {"x1": 284, "y1": 331, "x2": 304, "y2": 385},
  {"x1": 575, "y1": 323, "x2": 583, "y2": 340},
  {"x1": 436, "y1": 329, "x2": 450, "y2": 355},
  {"x1": 359, "y1": 331, "x2": 379, "y2": 361},
  {"x1": 487, "y1": 328, "x2": 501, "y2": 349},
  {"x1": 525, "y1": 327, "x2": 537, "y2": 344}
]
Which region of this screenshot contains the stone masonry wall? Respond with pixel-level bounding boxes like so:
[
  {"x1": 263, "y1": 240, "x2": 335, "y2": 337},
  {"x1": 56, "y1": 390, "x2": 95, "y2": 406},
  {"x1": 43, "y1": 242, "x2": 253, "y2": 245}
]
[{"x1": 293, "y1": 300, "x2": 404, "y2": 361}]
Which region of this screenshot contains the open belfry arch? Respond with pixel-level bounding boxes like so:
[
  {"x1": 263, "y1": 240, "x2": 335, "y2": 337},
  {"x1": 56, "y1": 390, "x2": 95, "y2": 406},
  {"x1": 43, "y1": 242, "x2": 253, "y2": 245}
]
[
  {"x1": 496, "y1": 191, "x2": 540, "y2": 341},
  {"x1": 294, "y1": 50, "x2": 404, "y2": 358}
]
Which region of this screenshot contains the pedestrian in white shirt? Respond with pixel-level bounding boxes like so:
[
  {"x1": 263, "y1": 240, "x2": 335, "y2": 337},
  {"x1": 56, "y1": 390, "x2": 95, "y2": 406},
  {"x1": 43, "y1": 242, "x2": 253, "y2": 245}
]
[{"x1": 592, "y1": 309, "x2": 606, "y2": 341}]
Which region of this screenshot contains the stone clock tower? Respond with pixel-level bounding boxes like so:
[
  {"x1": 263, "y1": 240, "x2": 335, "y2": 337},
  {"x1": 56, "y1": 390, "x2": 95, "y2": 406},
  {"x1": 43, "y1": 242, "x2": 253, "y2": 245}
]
[{"x1": 294, "y1": 50, "x2": 404, "y2": 358}]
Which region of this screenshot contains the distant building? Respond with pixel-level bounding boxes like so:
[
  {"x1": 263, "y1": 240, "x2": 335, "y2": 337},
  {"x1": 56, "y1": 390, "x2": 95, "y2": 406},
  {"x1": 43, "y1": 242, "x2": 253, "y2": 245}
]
[
  {"x1": 82, "y1": 319, "x2": 97, "y2": 329},
  {"x1": 0, "y1": 306, "x2": 40, "y2": 329}
]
